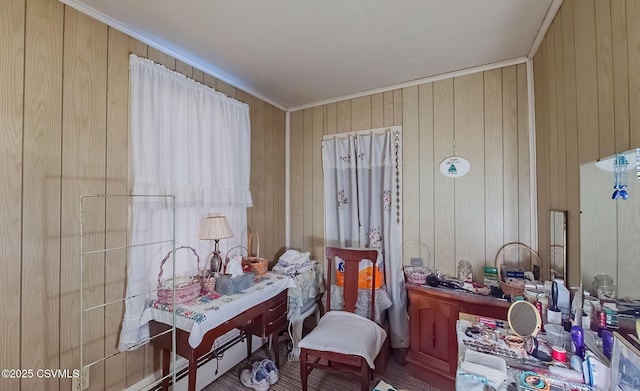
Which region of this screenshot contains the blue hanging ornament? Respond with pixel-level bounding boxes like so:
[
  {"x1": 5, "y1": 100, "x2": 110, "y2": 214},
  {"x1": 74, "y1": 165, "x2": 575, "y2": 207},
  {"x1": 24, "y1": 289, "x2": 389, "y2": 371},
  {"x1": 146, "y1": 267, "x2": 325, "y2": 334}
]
[{"x1": 612, "y1": 153, "x2": 629, "y2": 200}]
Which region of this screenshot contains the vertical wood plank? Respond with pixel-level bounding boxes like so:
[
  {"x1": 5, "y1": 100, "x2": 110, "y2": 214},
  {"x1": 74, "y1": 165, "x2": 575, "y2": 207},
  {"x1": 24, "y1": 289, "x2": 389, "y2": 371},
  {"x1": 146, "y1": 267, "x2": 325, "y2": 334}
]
[
  {"x1": 0, "y1": 0, "x2": 24, "y2": 389},
  {"x1": 312, "y1": 106, "x2": 324, "y2": 260},
  {"x1": 402, "y1": 86, "x2": 420, "y2": 264},
  {"x1": 203, "y1": 73, "x2": 217, "y2": 89},
  {"x1": 290, "y1": 110, "x2": 304, "y2": 250},
  {"x1": 266, "y1": 105, "x2": 277, "y2": 258},
  {"x1": 546, "y1": 25, "x2": 559, "y2": 209},
  {"x1": 393, "y1": 89, "x2": 403, "y2": 125},
  {"x1": 418, "y1": 83, "x2": 435, "y2": 266},
  {"x1": 516, "y1": 64, "x2": 532, "y2": 251},
  {"x1": 553, "y1": 19, "x2": 567, "y2": 213},
  {"x1": 148, "y1": 47, "x2": 175, "y2": 70},
  {"x1": 325, "y1": 102, "x2": 337, "y2": 135},
  {"x1": 383, "y1": 91, "x2": 394, "y2": 127},
  {"x1": 104, "y1": 27, "x2": 129, "y2": 391},
  {"x1": 337, "y1": 100, "x2": 351, "y2": 134},
  {"x1": 483, "y1": 69, "x2": 504, "y2": 269},
  {"x1": 302, "y1": 108, "x2": 314, "y2": 252},
  {"x1": 574, "y1": 0, "x2": 599, "y2": 163},
  {"x1": 252, "y1": 98, "x2": 266, "y2": 249},
  {"x1": 351, "y1": 95, "x2": 372, "y2": 131},
  {"x1": 612, "y1": 0, "x2": 630, "y2": 152},
  {"x1": 21, "y1": 0, "x2": 63, "y2": 389},
  {"x1": 453, "y1": 73, "x2": 485, "y2": 278},
  {"x1": 536, "y1": 39, "x2": 552, "y2": 274},
  {"x1": 503, "y1": 66, "x2": 520, "y2": 245},
  {"x1": 433, "y1": 79, "x2": 455, "y2": 275},
  {"x1": 371, "y1": 92, "x2": 384, "y2": 128},
  {"x1": 128, "y1": 38, "x2": 147, "y2": 57},
  {"x1": 216, "y1": 80, "x2": 237, "y2": 99},
  {"x1": 192, "y1": 68, "x2": 205, "y2": 84},
  {"x1": 60, "y1": 8, "x2": 108, "y2": 390},
  {"x1": 175, "y1": 60, "x2": 193, "y2": 78},
  {"x1": 274, "y1": 109, "x2": 286, "y2": 254},
  {"x1": 595, "y1": 0, "x2": 615, "y2": 158},
  {"x1": 263, "y1": 104, "x2": 274, "y2": 258},
  {"x1": 560, "y1": 0, "x2": 581, "y2": 287}
]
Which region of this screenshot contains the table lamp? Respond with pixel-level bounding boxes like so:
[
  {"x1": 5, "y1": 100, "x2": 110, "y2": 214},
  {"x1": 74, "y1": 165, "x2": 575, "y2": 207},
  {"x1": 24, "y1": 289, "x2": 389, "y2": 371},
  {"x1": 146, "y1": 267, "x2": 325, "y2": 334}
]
[{"x1": 200, "y1": 216, "x2": 234, "y2": 276}]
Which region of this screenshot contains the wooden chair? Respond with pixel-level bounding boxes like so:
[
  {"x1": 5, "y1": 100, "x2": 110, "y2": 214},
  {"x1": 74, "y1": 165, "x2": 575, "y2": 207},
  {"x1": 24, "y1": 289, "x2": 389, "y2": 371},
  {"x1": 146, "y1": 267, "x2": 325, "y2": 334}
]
[{"x1": 298, "y1": 247, "x2": 388, "y2": 391}]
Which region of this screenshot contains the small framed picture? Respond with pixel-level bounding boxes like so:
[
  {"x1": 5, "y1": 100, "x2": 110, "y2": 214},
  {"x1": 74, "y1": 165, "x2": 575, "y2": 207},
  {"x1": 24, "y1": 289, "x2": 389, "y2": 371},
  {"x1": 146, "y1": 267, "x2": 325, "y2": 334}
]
[{"x1": 610, "y1": 331, "x2": 640, "y2": 391}]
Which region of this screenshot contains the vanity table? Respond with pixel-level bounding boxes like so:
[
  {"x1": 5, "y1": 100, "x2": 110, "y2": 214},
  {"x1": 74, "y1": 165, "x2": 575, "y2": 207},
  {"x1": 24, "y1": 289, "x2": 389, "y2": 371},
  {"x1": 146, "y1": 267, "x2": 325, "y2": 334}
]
[{"x1": 406, "y1": 285, "x2": 511, "y2": 389}]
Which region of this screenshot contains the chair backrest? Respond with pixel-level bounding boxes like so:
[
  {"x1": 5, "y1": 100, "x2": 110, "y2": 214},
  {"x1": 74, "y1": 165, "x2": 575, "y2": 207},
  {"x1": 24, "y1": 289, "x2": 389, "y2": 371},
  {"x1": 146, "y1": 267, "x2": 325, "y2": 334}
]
[{"x1": 325, "y1": 247, "x2": 379, "y2": 321}]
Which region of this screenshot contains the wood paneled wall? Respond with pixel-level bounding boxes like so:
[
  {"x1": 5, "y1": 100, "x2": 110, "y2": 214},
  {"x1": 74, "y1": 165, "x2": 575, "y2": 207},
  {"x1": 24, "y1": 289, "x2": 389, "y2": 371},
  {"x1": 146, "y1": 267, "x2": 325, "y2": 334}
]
[
  {"x1": 0, "y1": 0, "x2": 285, "y2": 389},
  {"x1": 290, "y1": 65, "x2": 534, "y2": 283},
  {"x1": 533, "y1": 0, "x2": 640, "y2": 287}
]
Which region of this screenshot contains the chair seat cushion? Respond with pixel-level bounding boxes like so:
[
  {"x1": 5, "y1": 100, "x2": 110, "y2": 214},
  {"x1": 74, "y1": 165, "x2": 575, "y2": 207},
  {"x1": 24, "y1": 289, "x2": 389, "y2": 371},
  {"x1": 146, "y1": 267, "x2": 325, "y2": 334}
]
[{"x1": 298, "y1": 311, "x2": 387, "y2": 368}]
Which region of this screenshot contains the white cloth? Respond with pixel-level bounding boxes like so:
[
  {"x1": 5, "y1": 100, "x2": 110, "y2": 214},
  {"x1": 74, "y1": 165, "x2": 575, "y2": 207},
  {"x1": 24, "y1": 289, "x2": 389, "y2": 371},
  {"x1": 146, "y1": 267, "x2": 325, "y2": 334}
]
[
  {"x1": 322, "y1": 128, "x2": 408, "y2": 349},
  {"x1": 273, "y1": 249, "x2": 314, "y2": 274},
  {"x1": 119, "y1": 55, "x2": 252, "y2": 351},
  {"x1": 298, "y1": 311, "x2": 387, "y2": 368},
  {"x1": 278, "y1": 249, "x2": 311, "y2": 266}
]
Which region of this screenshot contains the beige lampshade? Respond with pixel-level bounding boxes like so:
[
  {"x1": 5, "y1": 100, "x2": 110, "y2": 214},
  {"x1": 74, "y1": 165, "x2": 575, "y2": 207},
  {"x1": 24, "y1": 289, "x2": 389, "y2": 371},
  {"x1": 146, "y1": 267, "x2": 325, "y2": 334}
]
[{"x1": 200, "y1": 216, "x2": 234, "y2": 240}]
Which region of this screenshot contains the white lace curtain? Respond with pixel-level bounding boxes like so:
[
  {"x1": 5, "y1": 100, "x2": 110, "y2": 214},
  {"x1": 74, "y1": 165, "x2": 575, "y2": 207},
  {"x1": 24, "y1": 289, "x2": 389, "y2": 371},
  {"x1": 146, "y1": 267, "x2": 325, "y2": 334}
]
[
  {"x1": 119, "y1": 55, "x2": 252, "y2": 350},
  {"x1": 322, "y1": 127, "x2": 408, "y2": 349}
]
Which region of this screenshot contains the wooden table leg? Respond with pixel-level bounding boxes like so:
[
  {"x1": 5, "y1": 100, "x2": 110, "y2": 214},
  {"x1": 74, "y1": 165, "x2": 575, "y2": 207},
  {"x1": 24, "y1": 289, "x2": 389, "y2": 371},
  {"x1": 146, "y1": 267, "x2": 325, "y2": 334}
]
[
  {"x1": 245, "y1": 329, "x2": 253, "y2": 364},
  {"x1": 161, "y1": 348, "x2": 170, "y2": 391},
  {"x1": 272, "y1": 330, "x2": 280, "y2": 368},
  {"x1": 188, "y1": 356, "x2": 197, "y2": 391}
]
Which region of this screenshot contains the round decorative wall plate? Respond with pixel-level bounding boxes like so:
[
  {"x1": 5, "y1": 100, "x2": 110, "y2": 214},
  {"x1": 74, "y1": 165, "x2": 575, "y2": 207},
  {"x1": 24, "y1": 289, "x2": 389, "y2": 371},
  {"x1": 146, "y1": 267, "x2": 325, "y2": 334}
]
[{"x1": 439, "y1": 156, "x2": 471, "y2": 177}]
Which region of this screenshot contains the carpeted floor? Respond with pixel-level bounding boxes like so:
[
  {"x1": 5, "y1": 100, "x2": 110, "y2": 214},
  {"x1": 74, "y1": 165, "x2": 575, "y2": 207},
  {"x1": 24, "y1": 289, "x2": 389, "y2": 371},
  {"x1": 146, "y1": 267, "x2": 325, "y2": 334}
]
[{"x1": 204, "y1": 342, "x2": 442, "y2": 391}]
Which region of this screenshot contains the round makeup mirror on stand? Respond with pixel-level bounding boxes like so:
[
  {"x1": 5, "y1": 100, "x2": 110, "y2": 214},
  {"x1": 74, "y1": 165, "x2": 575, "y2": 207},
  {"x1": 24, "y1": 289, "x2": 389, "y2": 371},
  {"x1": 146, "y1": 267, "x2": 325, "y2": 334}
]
[
  {"x1": 508, "y1": 300, "x2": 541, "y2": 337},
  {"x1": 507, "y1": 300, "x2": 552, "y2": 362}
]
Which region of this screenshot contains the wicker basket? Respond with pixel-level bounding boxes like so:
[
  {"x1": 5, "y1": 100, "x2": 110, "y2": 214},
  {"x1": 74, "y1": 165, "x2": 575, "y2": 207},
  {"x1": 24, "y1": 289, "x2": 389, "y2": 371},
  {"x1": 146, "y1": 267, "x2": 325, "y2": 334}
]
[
  {"x1": 404, "y1": 266, "x2": 428, "y2": 285},
  {"x1": 246, "y1": 231, "x2": 269, "y2": 275},
  {"x1": 494, "y1": 242, "x2": 541, "y2": 297},
  {"x1": 157, "y1": 246, "x2": 202, "y2": 304}
]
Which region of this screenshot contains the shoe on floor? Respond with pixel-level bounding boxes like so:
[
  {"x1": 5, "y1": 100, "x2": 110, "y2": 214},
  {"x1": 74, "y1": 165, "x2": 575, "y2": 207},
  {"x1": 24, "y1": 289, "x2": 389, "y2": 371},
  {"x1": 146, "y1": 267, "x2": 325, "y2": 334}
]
[
  {"x1": 260, "y1": 358, "x2": 279, "y2": 385},
  {"x1": 240, "y1": 364, "x2": 269, "y2": 391}
]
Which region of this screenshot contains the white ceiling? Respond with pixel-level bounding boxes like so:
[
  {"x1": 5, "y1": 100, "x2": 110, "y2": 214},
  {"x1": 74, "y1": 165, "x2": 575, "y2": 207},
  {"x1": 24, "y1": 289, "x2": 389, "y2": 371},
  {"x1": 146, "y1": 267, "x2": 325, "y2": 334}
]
[{"x1": 63, "y1": 0, "x2": 559, "y2": 110}]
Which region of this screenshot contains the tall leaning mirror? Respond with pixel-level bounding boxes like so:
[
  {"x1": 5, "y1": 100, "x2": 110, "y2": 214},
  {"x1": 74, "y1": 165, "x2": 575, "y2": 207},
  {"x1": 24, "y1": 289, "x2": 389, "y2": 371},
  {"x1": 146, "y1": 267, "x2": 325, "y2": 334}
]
[
  {"x1": 580, "y1": 149, "x2": 640, "y2": 300},
  {"x1": 550, "y1": 210, "x2": 567, "y2": 286}
]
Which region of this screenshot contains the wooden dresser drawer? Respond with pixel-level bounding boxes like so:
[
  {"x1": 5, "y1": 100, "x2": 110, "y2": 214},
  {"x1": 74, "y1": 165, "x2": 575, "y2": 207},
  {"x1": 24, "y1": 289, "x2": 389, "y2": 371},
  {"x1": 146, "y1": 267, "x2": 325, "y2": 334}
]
[
  {"x1": 266, "y1": 292, "x2": 287, "y2": 322},
  {"x1": 250, "y1": 289, "x2": 288, "y2": 337}
]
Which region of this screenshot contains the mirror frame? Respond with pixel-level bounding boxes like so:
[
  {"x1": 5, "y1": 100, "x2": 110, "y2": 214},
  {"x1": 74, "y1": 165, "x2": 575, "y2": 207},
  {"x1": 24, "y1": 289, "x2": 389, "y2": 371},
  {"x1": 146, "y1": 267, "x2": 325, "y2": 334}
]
[{"x1": 550, "y1": 210, "x2": 567, "y2": 286}]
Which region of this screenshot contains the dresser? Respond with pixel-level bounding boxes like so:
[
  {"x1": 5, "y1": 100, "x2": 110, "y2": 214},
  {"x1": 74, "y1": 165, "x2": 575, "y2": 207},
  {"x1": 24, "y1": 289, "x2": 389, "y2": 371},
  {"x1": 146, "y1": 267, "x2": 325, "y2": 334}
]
[{"x1": 406, "y1": 285, "x2": 511, "y2": 390}]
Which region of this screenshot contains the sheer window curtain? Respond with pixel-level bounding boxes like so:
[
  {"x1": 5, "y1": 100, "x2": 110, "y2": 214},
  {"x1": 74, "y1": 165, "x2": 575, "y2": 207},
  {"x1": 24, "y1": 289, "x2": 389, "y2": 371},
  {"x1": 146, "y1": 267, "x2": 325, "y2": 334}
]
[
  {"x1": 119, "y1": 55, "x2": 252, "y2": 350},
  {"x1": 322, "y1": 127, "x2": 408, "y2": 349}
]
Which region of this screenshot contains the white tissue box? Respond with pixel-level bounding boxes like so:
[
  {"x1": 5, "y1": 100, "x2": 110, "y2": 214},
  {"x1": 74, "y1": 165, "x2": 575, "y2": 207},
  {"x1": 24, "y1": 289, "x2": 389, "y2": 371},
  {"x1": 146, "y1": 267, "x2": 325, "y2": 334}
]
[{"x1": 215, "y1": 272, "x2": 255, "y2": 295}]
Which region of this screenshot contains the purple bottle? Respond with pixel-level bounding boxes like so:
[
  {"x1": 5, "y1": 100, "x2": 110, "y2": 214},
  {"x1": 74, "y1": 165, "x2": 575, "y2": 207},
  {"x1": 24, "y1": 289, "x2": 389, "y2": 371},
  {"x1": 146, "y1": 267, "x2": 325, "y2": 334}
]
[{"x1": 571, "y1": 325, "x2": 584, "y2": 359}]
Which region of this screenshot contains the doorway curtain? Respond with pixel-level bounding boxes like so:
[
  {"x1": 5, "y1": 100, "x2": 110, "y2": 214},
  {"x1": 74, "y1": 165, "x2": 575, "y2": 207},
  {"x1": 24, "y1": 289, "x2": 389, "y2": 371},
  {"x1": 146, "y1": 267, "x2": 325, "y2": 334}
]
[
  {"x1": 118, "y1": 54, "x2": 252, "y2": 351},
  {"x1": 322, "y1": 127, "x2": 408, "y2": 349}
]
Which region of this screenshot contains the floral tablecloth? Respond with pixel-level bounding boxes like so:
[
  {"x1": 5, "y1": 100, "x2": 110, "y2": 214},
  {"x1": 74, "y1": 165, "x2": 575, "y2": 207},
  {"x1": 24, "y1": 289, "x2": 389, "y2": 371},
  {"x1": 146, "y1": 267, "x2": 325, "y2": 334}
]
[{"x1": 141, "y1": 272, "x2": 294, "y2": 348}]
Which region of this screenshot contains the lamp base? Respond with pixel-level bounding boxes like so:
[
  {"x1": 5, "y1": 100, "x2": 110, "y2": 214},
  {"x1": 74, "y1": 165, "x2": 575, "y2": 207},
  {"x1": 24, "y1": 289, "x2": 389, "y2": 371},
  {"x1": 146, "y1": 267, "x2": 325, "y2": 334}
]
[{"x1": 208, "y1": 251, "x2": 223, "y2": 277}]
